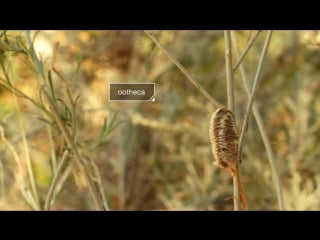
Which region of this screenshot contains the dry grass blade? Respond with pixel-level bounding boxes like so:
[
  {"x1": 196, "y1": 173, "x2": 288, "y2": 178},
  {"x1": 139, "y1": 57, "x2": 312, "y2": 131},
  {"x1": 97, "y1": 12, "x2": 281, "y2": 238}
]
[
  {"x1": 44, "y1": 150, "x2": 69, "y2": 210},
  {"x1": 0, "y1": 126, "x2": 39, "y2": 210},
  {"x1": 14, "y1": 95, "x2": 41, "y2": 210},
  {"x1": 253, "y1": 107, "x2": 285, "y2": 210}
]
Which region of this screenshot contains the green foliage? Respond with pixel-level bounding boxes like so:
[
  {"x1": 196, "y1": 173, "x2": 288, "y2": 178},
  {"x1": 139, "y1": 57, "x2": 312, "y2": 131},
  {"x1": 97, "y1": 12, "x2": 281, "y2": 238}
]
[{"x1": 88, "y1": 112, "x2": 124, "y2": 151}]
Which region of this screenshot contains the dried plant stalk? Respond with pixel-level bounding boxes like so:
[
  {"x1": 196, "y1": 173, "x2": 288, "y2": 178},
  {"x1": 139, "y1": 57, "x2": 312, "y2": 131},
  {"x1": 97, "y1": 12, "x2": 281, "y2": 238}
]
[{"x1": 210, "y1": 108, "x2": 247, "y2": 210}]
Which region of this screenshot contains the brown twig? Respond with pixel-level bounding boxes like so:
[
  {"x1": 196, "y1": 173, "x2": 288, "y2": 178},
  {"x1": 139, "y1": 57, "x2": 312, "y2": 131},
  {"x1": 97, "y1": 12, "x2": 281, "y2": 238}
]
[
  {"x1": 144, "y1": 31, "x2": 223, "y2": 109},
  {"x1": 232, "y1": 31, "x2": 261, "y2": 73},
  {"x1": 224, "y1": 31, "x2": 246, "y2": 210}
]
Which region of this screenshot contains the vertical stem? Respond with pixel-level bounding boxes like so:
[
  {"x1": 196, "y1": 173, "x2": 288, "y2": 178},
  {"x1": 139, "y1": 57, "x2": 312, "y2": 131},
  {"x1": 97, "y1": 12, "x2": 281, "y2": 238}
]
[
  {"x1": 238, "y1": 31, "x2": 273, "y2": 160},
  {"x1": 231, "y1": 31, "x2": 284, "y2": 210},
  {"x1": 232, "y1": 176, "x2": 240, "y2": 210},
  {"x1": 224, "y1": 31, "x2": 235, "y2": 112},
  {"x1": 224, "y1": 30, "x2": 240, "y2": 211}
]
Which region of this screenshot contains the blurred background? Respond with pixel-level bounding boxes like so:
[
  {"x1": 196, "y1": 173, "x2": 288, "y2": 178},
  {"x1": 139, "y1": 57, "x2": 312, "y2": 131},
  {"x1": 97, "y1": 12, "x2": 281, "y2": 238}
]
[{"x1": 0, "y1": 30, "x2": 320, "y2": 210}]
